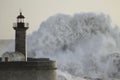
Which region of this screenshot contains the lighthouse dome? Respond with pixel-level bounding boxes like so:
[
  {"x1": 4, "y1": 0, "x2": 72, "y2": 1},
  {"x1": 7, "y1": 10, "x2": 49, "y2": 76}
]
[{"x1": 17, "y1": 12, "x2": 25, "y2": 18}]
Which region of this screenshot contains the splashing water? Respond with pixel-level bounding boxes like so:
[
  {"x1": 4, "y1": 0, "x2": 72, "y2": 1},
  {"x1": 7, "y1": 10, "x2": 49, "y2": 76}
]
[{"x1": 12, "y1": 13, "x2": 120, "y2": 80}]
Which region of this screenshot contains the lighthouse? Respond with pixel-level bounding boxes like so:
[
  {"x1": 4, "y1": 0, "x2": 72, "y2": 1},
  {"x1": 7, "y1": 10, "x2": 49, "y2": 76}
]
[
  {"x1": 13, "y1": 12, "x2": 29, "y2": 61},
  {"x1": 0, "y1": 12, "x2": 57, "y2": 80}
]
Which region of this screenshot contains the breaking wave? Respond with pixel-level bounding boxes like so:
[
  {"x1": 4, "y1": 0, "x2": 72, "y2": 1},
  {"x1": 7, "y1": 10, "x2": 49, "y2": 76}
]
[{"x1": 27, "y1": 13, "x2": 120, "y2": 80}]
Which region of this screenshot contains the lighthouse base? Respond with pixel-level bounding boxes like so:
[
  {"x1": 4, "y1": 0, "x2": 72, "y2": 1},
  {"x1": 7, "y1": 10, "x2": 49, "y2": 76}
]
[{"x1": 0, "y1": 58, "x2": 57, "y2": 80}]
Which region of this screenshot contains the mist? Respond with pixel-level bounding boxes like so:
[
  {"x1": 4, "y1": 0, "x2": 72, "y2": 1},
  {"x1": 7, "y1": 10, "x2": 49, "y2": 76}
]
[{"x1": 10, "y1": 12, "x2": 120, "y2": 80}]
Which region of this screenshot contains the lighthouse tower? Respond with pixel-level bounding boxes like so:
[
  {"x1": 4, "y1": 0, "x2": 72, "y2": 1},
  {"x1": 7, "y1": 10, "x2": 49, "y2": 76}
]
[{"x1": 13, "y1": 12, "x2": 29, "y2": 60}]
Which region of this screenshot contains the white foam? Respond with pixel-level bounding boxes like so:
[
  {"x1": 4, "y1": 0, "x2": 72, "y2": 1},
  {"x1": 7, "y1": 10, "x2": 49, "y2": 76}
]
[{"x1": 11, "y1": 13, "x2": 120, "y2": 80}]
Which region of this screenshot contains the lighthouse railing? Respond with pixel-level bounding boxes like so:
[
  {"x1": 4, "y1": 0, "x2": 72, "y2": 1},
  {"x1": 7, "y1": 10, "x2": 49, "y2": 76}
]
[{"x1": 13, "y1": 23, "x2": 29, "y2": 27}]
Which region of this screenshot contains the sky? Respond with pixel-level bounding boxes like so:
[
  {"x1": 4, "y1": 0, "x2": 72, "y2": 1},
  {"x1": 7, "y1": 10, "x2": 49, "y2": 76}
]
[{"x1": 0, "y1": 0, "x2": 120, "y2": 39}]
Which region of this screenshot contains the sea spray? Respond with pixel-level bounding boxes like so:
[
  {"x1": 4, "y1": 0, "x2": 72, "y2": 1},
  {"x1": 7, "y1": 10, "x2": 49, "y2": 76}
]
[{"x1": 9, "y1": 13, "x2": 120, "y2": 80}]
